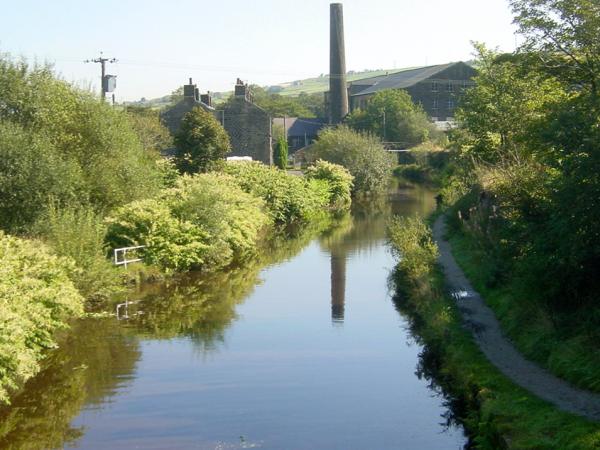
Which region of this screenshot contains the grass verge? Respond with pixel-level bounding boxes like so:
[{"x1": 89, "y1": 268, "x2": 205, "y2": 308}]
[
  {"x1": 388, "y1": 216, "x2": 600, "y2": 449},
  {"x1": 448, "y1": 229, "x2": 600, "y2": 394}
]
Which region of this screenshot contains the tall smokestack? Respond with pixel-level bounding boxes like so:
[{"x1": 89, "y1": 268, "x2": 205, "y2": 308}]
[{"x1": 329, "y1": 3, "x2": 349, "y2": 124}]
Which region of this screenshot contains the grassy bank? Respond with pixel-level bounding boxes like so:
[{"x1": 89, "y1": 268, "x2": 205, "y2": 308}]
[
  {"x1": 388, "y1": 216, "x2": 600, "y2": 449},
  {"x1": 447, "y1": 227, "x2": 600, "y2": 393}
]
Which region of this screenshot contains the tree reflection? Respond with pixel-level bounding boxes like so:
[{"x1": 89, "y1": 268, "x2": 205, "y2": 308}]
[
  {"x1": 0, "y1": 318, "x2": 140, "y2": 450},
  {"x1": 123, "y1": 216, "x2": 334, "y2": 352}
]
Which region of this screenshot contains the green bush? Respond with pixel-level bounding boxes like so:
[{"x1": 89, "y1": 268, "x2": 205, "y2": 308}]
[
  {"x1": 105, "y1": 173, "x2": 271, "y2": 272},
  {"x1": 388, "y1": 215, "x2": 439, "y2": 281},
  {"x1": 310, "y1": 125, "x2": 395, "y2": 194},
  {"x1": 163, "y1": 173, "x2": 271, "y2": 260},
  {"x1": 0, "y1": 232, "x2": 83, "y2": 404},
  {"x1": 36, "y1": 204, "x2": 124, "y2": 304},
  {"x1": 223, "y1": 161, "x2": 330, "y2": 223},
  {"x1": 105, "y1": 198, "x2": 212, "y2": 273},
  {"x1": 305, "y1": 159, "x2": 353, "y2": 210}
]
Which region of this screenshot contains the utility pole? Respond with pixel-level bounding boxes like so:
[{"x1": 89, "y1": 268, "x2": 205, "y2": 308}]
[
  {"x1": 382, "y1": 110, "x2": 387, "y2": 142},
  {"x1": 84, "y1": 52, "x2": 117, "y2": 100}
]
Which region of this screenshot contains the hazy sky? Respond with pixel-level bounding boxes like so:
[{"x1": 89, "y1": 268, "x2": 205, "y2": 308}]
[{"x1": 1, "y1": 0, "x2": 518, "y2": 101}]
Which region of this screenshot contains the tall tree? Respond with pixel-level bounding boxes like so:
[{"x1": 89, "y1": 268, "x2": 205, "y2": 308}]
[
  {"x1": 511, "y1": 0, "x2": 600, "y2": 97},
  {"x1": 345, "y1": 90, "x2": 435, "y2": 147},
  {"x1": 174, "y1": 107, "x2": 230, "y2": 174}
]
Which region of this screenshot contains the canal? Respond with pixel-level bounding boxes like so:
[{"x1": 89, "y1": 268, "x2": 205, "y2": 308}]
[{"x1": 0, "y1": 185, "x2": 467, "y2": 450}]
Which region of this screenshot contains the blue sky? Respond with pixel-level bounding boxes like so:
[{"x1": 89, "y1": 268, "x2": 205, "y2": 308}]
[{"x1": 1, "y1": 0, "x2": 517, "y2": 101}]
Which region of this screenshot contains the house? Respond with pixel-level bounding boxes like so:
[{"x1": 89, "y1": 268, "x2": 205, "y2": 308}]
[
  {"x1": 272, "y1": 117, "x2": 327, "y2": 152},
  {"x1": 161, "y1": 78, "x2": 273, "y2": 165},
  {"x1": 348, "y1": 62, "x2": 477, "y2": 122}
]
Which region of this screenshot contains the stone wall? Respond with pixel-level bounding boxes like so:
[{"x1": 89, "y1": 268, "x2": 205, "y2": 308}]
[{"x1": 219, "y1": 98, "x2": 272, "y2": 165}]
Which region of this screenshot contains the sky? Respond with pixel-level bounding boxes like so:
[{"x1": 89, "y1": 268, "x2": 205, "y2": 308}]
[{"x1": 1, "y1": 0, "x2": 518, "y2": 101}]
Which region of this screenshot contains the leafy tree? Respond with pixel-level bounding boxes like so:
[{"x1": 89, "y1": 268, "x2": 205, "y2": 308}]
[
  {"x1": 511, "y1": 0, "x2": 600, "y2": 97},
  {"x1": 310, "y1": 126, "x2": 395, "y2": 193},
  {"x1": 346, "y1": 90, "x2": 436, "y2": 147},
  {"x1": 125, "y1": 106, "x2": 173, "y2": 154},
  {"x1": 173, "y1": 106, "x2": 231, "y2": 174},
  {"x1": 274, "y1": 136, "x2": 288, "y2": 169},
  {"x1": 0, "y1": 55, "x2": 163, "y2": 218},
  {"x1": 455, "y1": 43, "x2": 566, "y2": 161}
]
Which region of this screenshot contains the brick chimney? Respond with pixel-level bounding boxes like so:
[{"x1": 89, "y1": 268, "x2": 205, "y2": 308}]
[
  {"x1": 329, "y1": 3, "x2": 349, "y2": 124},
  {"x1": 183, "y1": 77, "x2": 197, "y2": 99},
  {"x1": 200, "y1": 91, "x2": 212, "y2": 107}
]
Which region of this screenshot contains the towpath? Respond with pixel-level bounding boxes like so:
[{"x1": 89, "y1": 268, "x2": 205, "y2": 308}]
[{"x1": 433, "y1": 215, "x2": 600, "y2": 422}]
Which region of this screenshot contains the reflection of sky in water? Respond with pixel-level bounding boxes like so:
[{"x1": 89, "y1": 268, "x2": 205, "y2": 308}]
[{"x1": 2, "y1": 186, "x2": 466, "y2": 450}]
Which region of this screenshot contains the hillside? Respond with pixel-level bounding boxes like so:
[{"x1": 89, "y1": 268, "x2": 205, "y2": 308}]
[{"x1": 124, "y1": 67, "x2": 409, "y2": 108}]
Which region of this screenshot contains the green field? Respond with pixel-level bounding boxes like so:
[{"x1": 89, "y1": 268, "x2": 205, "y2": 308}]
[{"x1": 274, "y1": 68, "x2": 415, "y2": 96}]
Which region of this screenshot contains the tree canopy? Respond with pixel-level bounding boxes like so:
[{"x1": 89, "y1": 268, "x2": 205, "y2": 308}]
[
  {"x1": 345, "y1": 89, "x2": 437, "y2": 147},
  {"x1": 173, "y1": 107, "x2": 231, "y2": 174}
]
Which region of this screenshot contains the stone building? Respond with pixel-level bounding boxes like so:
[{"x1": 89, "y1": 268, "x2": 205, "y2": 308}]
[
  {"x1": 348, "y1": 62, "x2": 477, "y2": 122},
  {"x1": 161, "y1": 78, "x2": 272, "y2": 165}
]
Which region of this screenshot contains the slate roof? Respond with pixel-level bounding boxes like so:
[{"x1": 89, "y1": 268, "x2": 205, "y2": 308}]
[
  {"x1": 351, "y1": 63, "x2": 457, "y2": 96},
  {"x1": 273, "y1": 117, "x2": 327, "y2": 137}
]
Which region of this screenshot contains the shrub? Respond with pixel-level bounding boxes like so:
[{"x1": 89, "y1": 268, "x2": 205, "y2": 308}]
[
  {"x1": 163, "y1": 173, "x2": 271, "y2": 260},
  {"x1": 305, "y1": 160, "x2": 353, "y2": 210},
  {"x1": 274, "y1": 136, "x2": 289, "y2": 169},
  {"x1": 0, "y1": 232, "x2": 83, "y2": 404},
  {"x1": 310, "y1": 125, "x2": 395, "y2": 194},
  {"x1": 173, "y1": 107, "x2": 230, "y2": 174},
  {"x1": 105, "y1": 173, "x2": 271, "y2": 272},
  {"x1": 388, "y1": 216, "x2": 439, "y2": 281},
  {"x1": 36, "y1": 204, "x2": 124, "y2": 304},
  {"x1": 105, "y1": 199, "x2": 212, "y2": 273},
  {"x1": 223, "y1": 162, "x2": 330, "y2": 223}
]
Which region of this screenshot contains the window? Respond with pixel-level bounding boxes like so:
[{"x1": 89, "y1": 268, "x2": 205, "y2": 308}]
[
  {"x1": 431, "y1": 81, "x2": 438, "y2": 92},
  {"x1": 447, "y1": 99, "x2": 455, "y2": 109},
  {"x1": 447, "y1": 82, "x2": 454, "y2": 92},
  {"x1": 433, "y1": 99, "x2": 438, "y2": 109},
  {"x1": 462, "y1": 80, "x2": 469, "y2": 89}
]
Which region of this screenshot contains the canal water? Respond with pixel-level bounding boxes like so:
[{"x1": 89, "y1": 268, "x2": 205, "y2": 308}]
[{"x1": 0, "y1": 185, "x2": 467, "y2": 450}]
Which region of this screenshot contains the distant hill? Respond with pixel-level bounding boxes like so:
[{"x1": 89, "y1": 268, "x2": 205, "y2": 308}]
[
  {"x1": 124, "y1": 67, "x2": 414, "y2": 108},
  {"x1": 269, "y1": 68, "x2": 414, "y2": 96}
]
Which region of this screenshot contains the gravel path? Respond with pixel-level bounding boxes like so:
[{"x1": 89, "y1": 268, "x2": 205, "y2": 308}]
[{"x1": 433, "y1": 215, "x2": 600, "y2": 422}]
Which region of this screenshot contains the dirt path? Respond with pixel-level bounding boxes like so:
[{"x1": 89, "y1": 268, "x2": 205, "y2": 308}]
[{"x1": 433, "y1": 216, "x2": 600, "y2": 422}]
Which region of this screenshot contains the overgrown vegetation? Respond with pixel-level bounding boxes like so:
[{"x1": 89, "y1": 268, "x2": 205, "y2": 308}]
[
  {"x1": 309, "y1": 125, "x2": 395, "y2": 194},
  {"x1": 305, "y1": 160, "x2": 354, "y2": 210},
  {"x1": 435, "y1": 0, "x2": 600, "y2": 393},
  {"x1": 0, "y1": 233, "x2": 83, "y2": 404},
  {"x1": 388, "y1": 217, "x2": 600, "y2": 449},
  {"x1": 223, "y1": 161, "x2": 337, "y2": 222},
  {"x1": 106, "y1": 173, "x2": 270, "y2": 273}
]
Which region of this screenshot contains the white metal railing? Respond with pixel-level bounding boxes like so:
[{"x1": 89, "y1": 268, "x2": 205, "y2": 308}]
[{"x1": 113, "y1": 245, "x2": 145, "y2": 268}]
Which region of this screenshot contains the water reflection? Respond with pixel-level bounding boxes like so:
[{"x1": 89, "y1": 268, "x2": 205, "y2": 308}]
[
  {"x1": 0, "y1": 184, "x2": 467, "y2": 450},
  {"x1": 0, "y1": 319, "x2": 140, "y2": 450},
  {"x1": 319, "y1": 184, "x2": 436, "y2": 325}
]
